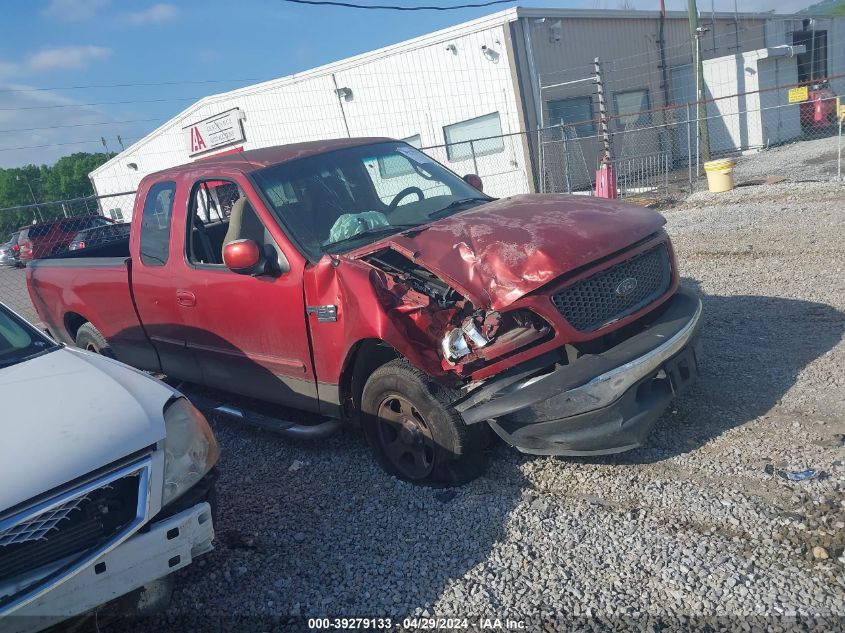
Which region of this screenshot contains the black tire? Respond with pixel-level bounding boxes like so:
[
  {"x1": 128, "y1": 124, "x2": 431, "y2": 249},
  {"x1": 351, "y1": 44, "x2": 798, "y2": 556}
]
[
  {"x1": 75, "y1": 322, "x2": 114, "y2": 358},
  {"x1": 360, "y1": 358, "x2": 489, "y2": 486}
]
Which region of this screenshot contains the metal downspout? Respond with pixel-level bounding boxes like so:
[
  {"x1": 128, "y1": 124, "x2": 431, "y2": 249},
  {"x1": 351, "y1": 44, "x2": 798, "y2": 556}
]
[{"x1": 521, "y1": 19, "x2": 544, "y2": 192}]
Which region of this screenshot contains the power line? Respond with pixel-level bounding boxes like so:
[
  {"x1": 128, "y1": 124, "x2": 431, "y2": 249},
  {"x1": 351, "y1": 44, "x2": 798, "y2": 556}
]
[
  {"x1": 0, "y1": 78, "x2": 266, "y2": 94},
  {"x1": 0, "y1": 118, "x2": 163, "y2": 134},
  {"x1": 0, "y1": 96, "x2": 204, "y2": 111},
  {"x1": 0, "y1": 136, "x2": 142, "y2": 152},
  {"x1": 282, "y1": 0, "x2": 514, "y2": 10},
  {"x1": 0, "y1": 139, "x2": 105, "y2": 152}
]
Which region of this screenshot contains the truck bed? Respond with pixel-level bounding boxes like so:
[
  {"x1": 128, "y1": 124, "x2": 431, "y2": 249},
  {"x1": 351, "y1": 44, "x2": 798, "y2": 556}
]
[{"x1": 26, "y1": 251, "x2": 159, "y2": 371}]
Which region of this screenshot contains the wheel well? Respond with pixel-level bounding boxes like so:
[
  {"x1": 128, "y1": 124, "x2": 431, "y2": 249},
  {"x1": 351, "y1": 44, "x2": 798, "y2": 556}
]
[
  {"x1": 340, "y1": 339, "x2": 399, "y2": 419},
  {"x1": 64, "y1": 312, "x2": 88, "y2": 342}
]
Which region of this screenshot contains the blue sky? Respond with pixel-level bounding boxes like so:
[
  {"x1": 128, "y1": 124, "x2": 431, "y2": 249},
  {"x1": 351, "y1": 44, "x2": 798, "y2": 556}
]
[{"x1": 0, "y1": 0, "x2": 805, "y2": 168}]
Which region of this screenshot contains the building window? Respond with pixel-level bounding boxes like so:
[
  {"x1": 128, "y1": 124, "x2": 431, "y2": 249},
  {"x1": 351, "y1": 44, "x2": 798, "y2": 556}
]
[
  {"x1": 613, "y1": 89, "x2": 651, "y2": 127},
  {"x1": 378, "y1": 134, "x2": 422, "y2": 178},
  {"x1": 108, "y1": 208, "x2": 124, "y2": 221},
  {"x1": 793, "y1": 29, "x2": 827, "y2": 82},
  {"x1": 443, "y1": 112, "x2": 504, "y2": 162},
  {"x1": 547, "y1": 97, "x2": 595, "y2": 136},
  {"x1": 139, "y1": 181, "x2": 176, "y2": 267}
]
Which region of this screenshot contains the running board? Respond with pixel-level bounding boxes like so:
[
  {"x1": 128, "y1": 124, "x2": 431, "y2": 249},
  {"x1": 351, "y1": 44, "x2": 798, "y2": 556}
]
[
  {"x1": 211, "y1": 403, "x2": 341, "y2": 439},
  {"x1": 182, "y1": 387, "x2": 341, "y2": 440}
]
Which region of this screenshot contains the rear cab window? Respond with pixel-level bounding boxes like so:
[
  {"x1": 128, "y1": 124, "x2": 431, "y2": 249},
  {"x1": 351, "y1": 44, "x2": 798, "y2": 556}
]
[
  {"x1": 27, "y1": 225, "x2": 52, "y2": 239},
  {"x1": 139, "y1": 181, "x2": 176, "y2": 266}
]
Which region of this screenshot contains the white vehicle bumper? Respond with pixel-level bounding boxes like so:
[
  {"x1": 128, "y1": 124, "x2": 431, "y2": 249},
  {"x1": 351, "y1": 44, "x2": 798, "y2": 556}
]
[{"x1": 5, "y1": 502, "x2": 214, "y2": 633}]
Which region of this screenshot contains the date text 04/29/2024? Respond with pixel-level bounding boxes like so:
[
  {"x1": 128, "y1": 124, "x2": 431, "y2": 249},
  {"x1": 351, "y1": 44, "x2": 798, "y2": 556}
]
[{"x1": 307, "y1": 618, "x2": 526, "y2": 630}]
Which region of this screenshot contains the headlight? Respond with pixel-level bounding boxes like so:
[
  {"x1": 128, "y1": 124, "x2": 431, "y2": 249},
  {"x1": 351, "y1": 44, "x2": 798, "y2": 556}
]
[
  {"x1": 162, "y1": 398, "x2": 220, "y2": 506},
  {"x1": 441, "y1": 309, "x2": 550, "y2": 365}
]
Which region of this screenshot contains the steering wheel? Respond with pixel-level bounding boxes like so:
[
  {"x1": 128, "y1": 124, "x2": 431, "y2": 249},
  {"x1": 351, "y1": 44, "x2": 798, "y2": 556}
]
[{"x1": 387, "y1": 186, "x2": 424, "y2": 212}]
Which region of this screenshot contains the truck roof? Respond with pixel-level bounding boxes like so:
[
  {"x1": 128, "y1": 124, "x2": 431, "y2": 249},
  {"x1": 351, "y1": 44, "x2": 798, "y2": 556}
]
[{"x1": 145, "y1": 137, "x2": 393, "y2": 181}]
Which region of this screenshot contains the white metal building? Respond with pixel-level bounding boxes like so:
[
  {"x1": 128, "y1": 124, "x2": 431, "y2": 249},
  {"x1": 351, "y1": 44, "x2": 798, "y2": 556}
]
[{"x1": 90, "y1": 7, "x2": 842, "y2": 217}]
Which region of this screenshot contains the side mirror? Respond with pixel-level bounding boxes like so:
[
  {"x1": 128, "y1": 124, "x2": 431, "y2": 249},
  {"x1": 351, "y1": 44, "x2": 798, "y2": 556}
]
[
  {"x1": 223, "y1": 239, "x2": 265, "y2": 275},
  {"x1": 463, "y1": 173, "x2": 484, "y2": 191}
]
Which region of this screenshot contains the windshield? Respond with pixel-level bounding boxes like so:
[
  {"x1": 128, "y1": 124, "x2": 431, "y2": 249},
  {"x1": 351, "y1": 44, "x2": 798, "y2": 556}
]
[
  {"x1": 0, "y1": 304, "x2": 57, "y2": 368},
  {"x1": 252, "y1": 141, "x2": 490, "y2": 257}
]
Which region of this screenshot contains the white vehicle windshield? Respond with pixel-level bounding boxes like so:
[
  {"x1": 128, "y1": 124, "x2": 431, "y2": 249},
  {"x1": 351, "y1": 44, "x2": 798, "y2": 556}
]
[
  {"x1": 252, "y1": 141, "x2": 490, "y2": 258},
  {"x1": 0, "y1": 305, "x2": 57, "y2": 368}
]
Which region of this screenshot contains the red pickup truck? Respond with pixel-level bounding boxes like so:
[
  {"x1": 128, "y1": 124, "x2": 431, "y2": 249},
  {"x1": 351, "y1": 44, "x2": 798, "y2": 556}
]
[{"x1": 27, "y1": 138, "x2": 702, "y2": 485}]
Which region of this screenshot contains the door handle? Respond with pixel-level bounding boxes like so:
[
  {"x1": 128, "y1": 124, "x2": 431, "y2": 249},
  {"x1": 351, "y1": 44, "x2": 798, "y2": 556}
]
[{"x1": 176, "y1": 289, "x2": 196, "y2": 307}]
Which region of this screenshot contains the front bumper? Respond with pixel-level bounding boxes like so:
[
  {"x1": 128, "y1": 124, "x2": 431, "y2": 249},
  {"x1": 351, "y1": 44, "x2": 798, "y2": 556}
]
[
  {"x1": 455, "y1": 288, "x2": 702, "y2": 456},
  {"x1": 5, "y1": 502, "x2": 215, "y2": 633}
]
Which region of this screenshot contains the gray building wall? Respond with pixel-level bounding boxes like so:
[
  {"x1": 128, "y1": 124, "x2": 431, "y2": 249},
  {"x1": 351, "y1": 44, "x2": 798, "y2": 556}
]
[{"x1": 506, "y1": 11, "x2": 808, "y2": 191}]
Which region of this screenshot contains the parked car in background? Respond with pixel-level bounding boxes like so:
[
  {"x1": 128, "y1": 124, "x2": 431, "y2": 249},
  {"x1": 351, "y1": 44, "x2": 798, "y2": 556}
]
[
  {"x1": 27, "y1": 138, "x2": 702, "y2": 486},
  {"x1": 68, "y1": 222, "x2": 131, "y2": 252},
  {"x1": 0, "y1": 301, "x2": 219, "y2": 632},
  {"x1": 0, "y1": 232, "x2": 21, "y2": 267},
  {"x1": 17, "y1": 216, "x2": 114, "y2": 263}
]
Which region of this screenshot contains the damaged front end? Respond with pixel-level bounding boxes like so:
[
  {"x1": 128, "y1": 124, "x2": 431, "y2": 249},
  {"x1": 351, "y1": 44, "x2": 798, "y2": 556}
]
[{"x1": 362, "y1": 247, "x2": 551, "y2": 377}]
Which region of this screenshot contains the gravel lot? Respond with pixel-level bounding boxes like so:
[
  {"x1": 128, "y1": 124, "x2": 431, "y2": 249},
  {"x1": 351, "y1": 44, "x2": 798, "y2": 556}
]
[
  {"x1": 0, "y1": 265, "x2": 37, "y2": 325},
  {"x1": 3, "y1": 140, "x2": 844, "y2": 631}
]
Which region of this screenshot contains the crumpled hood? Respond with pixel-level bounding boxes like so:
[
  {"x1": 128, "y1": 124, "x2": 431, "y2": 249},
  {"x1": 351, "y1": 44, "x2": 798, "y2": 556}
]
[
  {"x1": 382, "y1": 194, "x2": 666, "y2": 310},
  {"x1": 0, "y1": 347, "x2": 177, "y2": 511}
]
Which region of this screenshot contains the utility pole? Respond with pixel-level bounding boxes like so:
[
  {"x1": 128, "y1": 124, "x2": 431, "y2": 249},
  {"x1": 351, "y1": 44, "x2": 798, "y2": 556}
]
[
  {"x1": 688, "y1": 0, "x2": 710, "y2": 162},
  {"x1": 16, "y1": 174, "x2": 42, "y2": 222}
]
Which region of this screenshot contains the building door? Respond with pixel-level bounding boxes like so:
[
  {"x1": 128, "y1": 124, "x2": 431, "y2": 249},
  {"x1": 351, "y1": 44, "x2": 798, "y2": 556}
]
[{"x1": 670, "y1": 64, "x2": 695, "y2": 164}]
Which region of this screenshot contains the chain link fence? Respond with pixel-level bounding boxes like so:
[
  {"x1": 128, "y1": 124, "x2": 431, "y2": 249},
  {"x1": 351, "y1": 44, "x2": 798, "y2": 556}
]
[
  {"x1": 3, "y1": 65, "x2": 844, "y2": 327},
  {"x1": 0, "y1": 191, "x2": 136, "y2": 324}
]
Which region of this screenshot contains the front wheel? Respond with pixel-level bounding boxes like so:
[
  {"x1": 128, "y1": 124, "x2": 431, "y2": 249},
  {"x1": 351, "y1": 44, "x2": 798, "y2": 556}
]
[
  {"x1": 75, "y1": 322, "x2": 114, "y2": 358},
  {"x1": 360, "y1": 359, "x2": 489, "y2": 486}
]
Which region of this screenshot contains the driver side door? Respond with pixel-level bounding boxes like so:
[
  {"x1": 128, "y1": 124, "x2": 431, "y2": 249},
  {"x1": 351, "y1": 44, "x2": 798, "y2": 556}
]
[{"x1": 172, "y1": 175, "x2": 319, "y2": 412}]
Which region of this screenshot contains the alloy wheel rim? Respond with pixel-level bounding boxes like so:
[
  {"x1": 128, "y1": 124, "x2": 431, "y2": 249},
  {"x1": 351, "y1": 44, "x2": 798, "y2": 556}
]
[{"x1": 376, "y1": 394, "x2": 436, "y2": 479}]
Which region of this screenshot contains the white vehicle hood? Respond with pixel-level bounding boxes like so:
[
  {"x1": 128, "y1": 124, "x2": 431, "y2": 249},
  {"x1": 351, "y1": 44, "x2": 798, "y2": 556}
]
[{"x1": 0, "y1": 347, "x2": 177, "y2": 511}]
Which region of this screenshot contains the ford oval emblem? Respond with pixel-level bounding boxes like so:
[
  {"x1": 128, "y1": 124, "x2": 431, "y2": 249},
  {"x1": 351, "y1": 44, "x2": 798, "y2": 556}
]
[{"x1": 615, "y1": 277, "x2": 638, "y2": 297}]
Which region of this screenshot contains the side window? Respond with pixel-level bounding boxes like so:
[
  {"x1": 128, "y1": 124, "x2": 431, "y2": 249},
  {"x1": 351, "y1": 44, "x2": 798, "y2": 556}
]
[
  {"x1": 547, "y1": 97, "x2": 596, "y2": 137},
  {"x1": 139, "y1": 181, "x2": 176, "y2": 266},
  {"x1": 364, "y1": 150, "x2": 450, "y2": 207},
  {"x1": 187, "y1": 179, "x2": 252, "y2": 266},
  {"x1": 377, "y1": 134, "x2": 421, "y2": 178},
  {"x1": 443, "y1": 113, "x2": 504, "y2": 162},
  {"x1": 613, "y1": 89, "x2": 651, "y2": 128}
]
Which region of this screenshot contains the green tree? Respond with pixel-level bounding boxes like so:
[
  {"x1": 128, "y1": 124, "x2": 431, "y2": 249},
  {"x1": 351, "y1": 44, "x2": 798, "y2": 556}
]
[{"x1": 0, "y1": 152, "x2": 113, "y2": 239}]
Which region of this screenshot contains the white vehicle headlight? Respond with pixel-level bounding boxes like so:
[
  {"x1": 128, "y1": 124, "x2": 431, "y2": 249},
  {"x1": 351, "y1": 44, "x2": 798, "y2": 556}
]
[{"x1": 162, "y1": 398, "x2": 220, "y2": 506}]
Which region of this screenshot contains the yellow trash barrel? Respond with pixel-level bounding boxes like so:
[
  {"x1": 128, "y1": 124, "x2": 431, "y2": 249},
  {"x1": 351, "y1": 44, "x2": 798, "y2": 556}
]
[{"x1": 703, "y1": 158, "x2": 736, "y2": 193}]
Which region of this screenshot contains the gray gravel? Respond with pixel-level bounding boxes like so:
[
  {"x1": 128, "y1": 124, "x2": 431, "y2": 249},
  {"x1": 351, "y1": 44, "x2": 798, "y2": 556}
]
[
  {"x1": 9, "y1": 140, "x2": 845, "y2": 631},
  {"x1": 729, "y1": 135, "x2": 843, "y2": 184}
]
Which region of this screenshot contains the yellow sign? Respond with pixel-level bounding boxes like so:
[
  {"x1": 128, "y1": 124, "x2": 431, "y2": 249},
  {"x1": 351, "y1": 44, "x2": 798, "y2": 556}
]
[
  {"x1": 788, "y1": 86, "x2": 809, "y2": 103},
  {"x1": 839, "y1": 97, "x2": 845, "y2": 121}
]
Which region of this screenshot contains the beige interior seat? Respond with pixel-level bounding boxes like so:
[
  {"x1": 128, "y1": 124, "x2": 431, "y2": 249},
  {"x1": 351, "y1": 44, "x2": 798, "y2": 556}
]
[{"x1": 222, "y1": 198, "x2": 266, "y2": 260}]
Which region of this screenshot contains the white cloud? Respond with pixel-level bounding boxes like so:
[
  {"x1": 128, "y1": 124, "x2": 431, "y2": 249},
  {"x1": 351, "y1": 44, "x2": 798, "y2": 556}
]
[
  {"x1": 26, "y1": 46, "x2": 112, "y2": 72},
  {"x1": 0, "y1": 85, "x2": 115, "y2": 167},
  {"x1": 196, "y1": 48, "x2": 222, "y2": 63},
  {"x1": 123, "y1": 3, "x2": 179, "y2": 25},
  {"x1": 42, "y1": 0, "x2": 109, "y2": 21},
  {"x1": 0, "y1": 61, "x2": 19, "y2": 77}
]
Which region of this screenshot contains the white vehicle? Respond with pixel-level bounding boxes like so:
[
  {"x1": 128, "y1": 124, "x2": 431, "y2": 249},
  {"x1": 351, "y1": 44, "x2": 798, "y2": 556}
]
[{"x1": 0, "y1": 302, "x2": 219, "y2": 632}]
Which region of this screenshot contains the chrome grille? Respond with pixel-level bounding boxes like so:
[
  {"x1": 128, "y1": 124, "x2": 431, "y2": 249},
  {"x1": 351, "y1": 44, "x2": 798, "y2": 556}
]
[
  {"x1": 0, "y1": 496, "x2": 89, "y2": 547},
  {"x1": 551, "y1": 243, "x2": 671, "y2": 332},
  {"x1": 0, "y1": 458, "x2": 151, "y2": 616}
]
